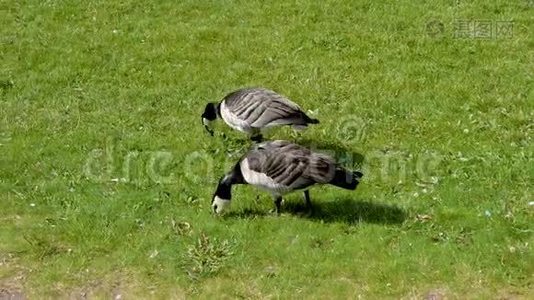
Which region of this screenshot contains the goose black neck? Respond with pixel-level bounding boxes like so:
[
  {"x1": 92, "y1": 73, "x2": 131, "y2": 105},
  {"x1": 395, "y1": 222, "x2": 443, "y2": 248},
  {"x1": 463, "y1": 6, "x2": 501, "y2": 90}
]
[
  {"x1": 216, "y1": 102, "x2": 222, "y2": 118},
  {"x1": 228, "y1": 162, "x2": 245, "y2": 185},
  {"x1": 214, "y1": 163, "x2": 245, "y2": 199},
  {"x1": 202, "y1": 102, "x2": 220, "y2": 121},
  {"x1": 214, "y1": 179, "x2": 232, "y2": 200},
  {"x1": 221, "y1": 163, "x2": 244, "y2": 185}
]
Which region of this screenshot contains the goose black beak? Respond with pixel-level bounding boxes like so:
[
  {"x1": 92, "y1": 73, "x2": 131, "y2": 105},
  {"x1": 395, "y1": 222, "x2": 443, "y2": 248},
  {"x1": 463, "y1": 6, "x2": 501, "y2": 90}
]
[
  {"x1": 202, "y1": 118, "x2": 214, "y2": 136},
  {"x1": 204, "y1": 125, "x2": 214, "y2": 136}
]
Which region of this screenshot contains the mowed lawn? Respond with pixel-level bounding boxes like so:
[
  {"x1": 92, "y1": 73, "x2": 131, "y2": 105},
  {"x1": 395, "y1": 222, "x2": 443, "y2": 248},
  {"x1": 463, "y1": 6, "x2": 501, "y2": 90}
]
[{"x1": 1, "y1": 0, "x2": 533, "y2": 298}]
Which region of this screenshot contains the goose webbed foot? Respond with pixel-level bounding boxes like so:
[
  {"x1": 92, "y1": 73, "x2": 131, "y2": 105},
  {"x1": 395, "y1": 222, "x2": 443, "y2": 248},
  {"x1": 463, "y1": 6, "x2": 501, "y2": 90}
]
[{"x1": 274, "y1": 196, "x2": 283, "y2": 215}]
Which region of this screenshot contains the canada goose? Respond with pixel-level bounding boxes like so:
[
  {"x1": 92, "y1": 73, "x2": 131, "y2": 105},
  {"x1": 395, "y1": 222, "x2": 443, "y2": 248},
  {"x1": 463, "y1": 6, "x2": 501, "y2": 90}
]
[
  {"x1": 201, "y1": 88, "x2": 319, "y2": 142},
  {"x1": 211, "y1": 140, "x2": 363, "y2": 214}
]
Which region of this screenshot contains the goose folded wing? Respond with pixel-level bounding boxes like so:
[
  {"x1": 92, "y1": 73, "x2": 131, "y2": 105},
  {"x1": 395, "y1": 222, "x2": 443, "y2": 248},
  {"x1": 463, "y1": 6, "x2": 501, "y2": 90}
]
[
  {"x1": 223, "y1": 89, "x2": 270, "y2": 123},
  {"x1": 302, "y1": 154, "x2": 337, "y2": 184},
  {"x1": 251, "y1": 152, "x2": 314, "y2": 189},
  {"x1": 250, "y1": 98, "x2": 307, "y2": 127}
]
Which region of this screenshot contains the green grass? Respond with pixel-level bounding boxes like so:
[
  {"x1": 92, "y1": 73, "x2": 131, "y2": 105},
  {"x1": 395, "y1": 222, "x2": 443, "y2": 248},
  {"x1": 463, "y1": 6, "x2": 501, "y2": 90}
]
[{"x1": 1, "y1": 0, "x2": 533, "y2": 298}]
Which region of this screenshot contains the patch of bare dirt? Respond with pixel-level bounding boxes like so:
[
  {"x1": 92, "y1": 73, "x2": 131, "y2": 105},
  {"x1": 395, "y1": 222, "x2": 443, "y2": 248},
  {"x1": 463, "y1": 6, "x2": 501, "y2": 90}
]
[
  {"x1": 0, "y1": 289, "x2": 25, "y2": 300},
  {"x1": 0, "y1": 254, "x2": 26, "y2": 300},
  {"x1": 423, "y1": 288, "x2": 448, "y2": 300}
]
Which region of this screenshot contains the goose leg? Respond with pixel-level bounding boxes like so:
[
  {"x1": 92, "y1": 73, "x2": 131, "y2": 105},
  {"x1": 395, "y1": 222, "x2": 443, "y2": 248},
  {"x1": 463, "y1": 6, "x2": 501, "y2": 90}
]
[
  {"x1": 274, "y1": 196, "x2": 283, "y2": 215},
  {"x1": 250, "y1": 134, "x2": 263, "y2": 143},
  {"x1": 304, "y1": 190, "x2": 312, "y2": 211}
]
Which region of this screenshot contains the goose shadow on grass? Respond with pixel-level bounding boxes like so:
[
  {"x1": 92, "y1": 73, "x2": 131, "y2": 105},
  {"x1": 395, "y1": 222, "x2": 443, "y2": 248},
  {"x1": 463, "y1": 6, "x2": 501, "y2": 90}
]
[
  {"x1": 226, "y1": 198, "x2": 406, "y2": 225},
  {"x1": 285, "y1": 198, "x2": 406, "y2": 225}
]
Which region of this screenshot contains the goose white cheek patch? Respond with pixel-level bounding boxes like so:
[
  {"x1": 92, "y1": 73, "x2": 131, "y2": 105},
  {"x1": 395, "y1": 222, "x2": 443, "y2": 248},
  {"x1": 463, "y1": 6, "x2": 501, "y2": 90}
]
[
  {"x1": 212, "y1": 196, "x2": 231, "y2": 214},
  {"x1": 203, "y1": 118, "x2": 212, "y2": 127}
]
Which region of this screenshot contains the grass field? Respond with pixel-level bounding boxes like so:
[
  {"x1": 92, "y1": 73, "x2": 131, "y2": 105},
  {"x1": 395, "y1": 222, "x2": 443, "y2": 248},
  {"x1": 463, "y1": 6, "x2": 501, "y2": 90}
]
[{"x1": 1, "y1": 0, "x2": 533, "y2": 298}]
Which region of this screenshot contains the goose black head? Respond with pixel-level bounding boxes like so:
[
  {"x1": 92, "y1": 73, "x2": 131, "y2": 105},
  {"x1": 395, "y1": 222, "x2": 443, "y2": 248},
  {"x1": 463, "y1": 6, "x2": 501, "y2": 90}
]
[
  {"x1": 201, "y1": 102, "x2": 218, "y2": 136},
  {"x1": 211, "y1": 175, "x2": 232, "y2": 214},
  {"x1": 211, "y1": 165, "x2": 245, "y2": 215}
]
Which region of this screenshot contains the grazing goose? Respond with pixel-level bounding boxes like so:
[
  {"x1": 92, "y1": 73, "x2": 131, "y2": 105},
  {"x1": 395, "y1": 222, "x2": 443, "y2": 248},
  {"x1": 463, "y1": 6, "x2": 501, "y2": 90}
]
[
  {"x1": 211, "y1": 140, "x2": 363, "y2": 214},
  {"x1": 201, "y1": 87, "x2": 319, "y2": 142}
]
